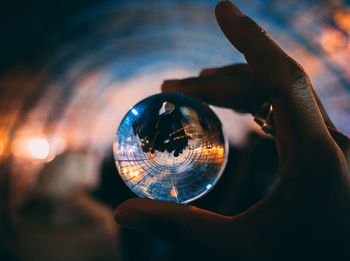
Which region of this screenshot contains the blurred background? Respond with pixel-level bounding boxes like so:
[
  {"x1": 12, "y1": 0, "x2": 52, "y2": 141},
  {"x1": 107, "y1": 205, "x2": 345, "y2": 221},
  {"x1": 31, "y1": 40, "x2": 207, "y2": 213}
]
[{"x1": 1, "y1": 0, "x2": 349, "y2": 260}]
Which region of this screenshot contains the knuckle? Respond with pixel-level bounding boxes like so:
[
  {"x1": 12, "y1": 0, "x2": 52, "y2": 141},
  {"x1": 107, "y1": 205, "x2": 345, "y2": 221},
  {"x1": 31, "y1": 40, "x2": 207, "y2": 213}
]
[
  {"x1": 328, "y1": 127, "x2": 350, "y2": 159},
  {"x1": 287, "y1": 59, "x2": 307, "y2": 80},
  {"x1": 279, "y1": 59, "x2": 310, "y2": 92}
]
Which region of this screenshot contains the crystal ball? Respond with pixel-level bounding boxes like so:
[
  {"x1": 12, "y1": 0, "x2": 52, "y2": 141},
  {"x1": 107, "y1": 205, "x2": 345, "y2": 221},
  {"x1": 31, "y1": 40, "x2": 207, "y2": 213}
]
[{"x1": 113, "y1": 93, "x2": 228, "y2": 203}]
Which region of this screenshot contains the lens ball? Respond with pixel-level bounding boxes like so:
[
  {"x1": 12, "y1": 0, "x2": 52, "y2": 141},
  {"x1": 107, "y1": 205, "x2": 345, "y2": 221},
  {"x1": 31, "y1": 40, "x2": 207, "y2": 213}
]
[{"x1": 114, "y1": 93, "x2": 228, "y2": 203}]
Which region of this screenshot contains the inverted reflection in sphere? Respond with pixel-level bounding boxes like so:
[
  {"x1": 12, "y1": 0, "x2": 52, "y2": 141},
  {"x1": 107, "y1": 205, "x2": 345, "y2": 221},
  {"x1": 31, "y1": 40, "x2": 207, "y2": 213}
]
[{"x1": 114, "y1": 93, "x2": 228, "y2": 203}]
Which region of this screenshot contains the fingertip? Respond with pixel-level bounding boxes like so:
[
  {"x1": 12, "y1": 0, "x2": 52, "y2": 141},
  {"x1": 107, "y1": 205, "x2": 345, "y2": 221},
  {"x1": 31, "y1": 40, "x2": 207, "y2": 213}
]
[
  {"x1": 114, "y1": 198, "x2": 146, "y2": 227},
  {"x1": 215, "y1": 0, "x2": 228, "y2": 12},
  {"x1": 114, "y1": 199, "x2": 131, "y2": 224},
  {"x1": 215, "y1": 1, "x2": 226, "y2": 23},
  {"x1": 199, "y1": 68, "x2": 217, "y2": 76},
  {"x1": 215, "y1": 1, "x2": 243, "y2": 21},
  {"x1": 161, "y1": 79, "x2": 182, "y2": 92}
]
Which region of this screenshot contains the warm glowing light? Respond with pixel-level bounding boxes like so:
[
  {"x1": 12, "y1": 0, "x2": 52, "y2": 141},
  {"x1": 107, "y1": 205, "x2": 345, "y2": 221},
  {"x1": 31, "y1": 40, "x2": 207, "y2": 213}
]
[
  {"x1": 27, "y1": 138, "x2": 50, "y2": 159},
  {"x1": 122, "y1": 166, "x2": 143, "y2": 183},
  {"x1": 217, "y1": 147, "x2": 225, "y2": 157},
  {"x1": 321, "y1": 27, "x2": 347, "y2": 53},
  {"x1": 11, "y1": 136, "x2": 50, "y2": 160},
  {"x1": 334, "y1": 9, "x2": 350, "y2": 33},
  {"x1": 0, "y1": 140, "x2": 4, "y2": 156},
  {"x1": 51, "y1": 137, "x2": 66, "y2": 155},
  {"x1": 170, "y1": 186, "x2": 178, "y2": 198}
]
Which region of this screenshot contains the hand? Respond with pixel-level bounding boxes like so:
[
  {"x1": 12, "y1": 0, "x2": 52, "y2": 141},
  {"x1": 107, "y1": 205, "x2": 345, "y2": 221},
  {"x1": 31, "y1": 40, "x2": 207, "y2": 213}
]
[{"x1": 115, "y1": 1, "x2": 350, "y2": 259}]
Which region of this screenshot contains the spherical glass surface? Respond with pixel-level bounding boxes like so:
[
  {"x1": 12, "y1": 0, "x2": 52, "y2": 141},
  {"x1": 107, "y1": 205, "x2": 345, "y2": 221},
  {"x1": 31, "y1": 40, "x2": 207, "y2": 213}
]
[{"x1": 114, "y1": 93, "x2": 228, "y2": 203}]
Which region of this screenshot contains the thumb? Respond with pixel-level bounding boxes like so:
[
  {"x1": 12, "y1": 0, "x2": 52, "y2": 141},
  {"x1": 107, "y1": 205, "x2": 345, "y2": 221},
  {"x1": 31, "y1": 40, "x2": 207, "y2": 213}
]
[{"x1": 114, "y1": 198, "x2": 232, "y2": 249}]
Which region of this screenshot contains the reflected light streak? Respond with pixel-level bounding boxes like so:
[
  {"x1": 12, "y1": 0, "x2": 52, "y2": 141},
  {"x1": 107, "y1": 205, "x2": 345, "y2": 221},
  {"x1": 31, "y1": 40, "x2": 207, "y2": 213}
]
[
  {"x1": 131, "y1": 108, "x2": 138, "y2": 116},
  {"x1": 170, "y1": 186, "x2": 178, "y2": 198}
]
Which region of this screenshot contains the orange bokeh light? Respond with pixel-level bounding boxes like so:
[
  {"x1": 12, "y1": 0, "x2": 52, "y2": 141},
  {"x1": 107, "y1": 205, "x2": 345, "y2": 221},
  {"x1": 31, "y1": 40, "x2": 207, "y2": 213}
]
[
  {"x1": 0, "y1": 139, "x2": 4, "y2": 156},
  {"x1": 321, "y1": 27, "x2": 348, "y2": 53},
  {"x1": 11, "y1": 137, "x2": 50, "y2": 160},
  {"x1": 334, "y1": 9, "x2": 350, "y2": 33}
]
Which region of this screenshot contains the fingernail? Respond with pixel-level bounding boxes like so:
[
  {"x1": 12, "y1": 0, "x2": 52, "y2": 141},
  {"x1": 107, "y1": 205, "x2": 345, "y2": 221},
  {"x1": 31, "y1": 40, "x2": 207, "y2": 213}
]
[
  {"x1": 114, "y1": 207, "x2": 126, "y2": 225},
  {"x1": 161, "y1": 80, "x2": 181, "y2": 91},
  {"x1": 218, "y1": 0, "x2": 244, "y2": 16},
  {"x1": 200, "y1": 68, "x2": 217, "y2": 76},
  {"x1": 114, "y1": 208, "x2": 140, "y2": 228}
]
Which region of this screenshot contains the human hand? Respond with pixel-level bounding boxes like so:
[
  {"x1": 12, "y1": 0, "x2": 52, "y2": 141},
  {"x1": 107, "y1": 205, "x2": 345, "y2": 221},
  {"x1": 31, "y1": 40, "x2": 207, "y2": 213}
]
[{"x1": 115, "y1": 1, "x2": 350, "y2": 259}]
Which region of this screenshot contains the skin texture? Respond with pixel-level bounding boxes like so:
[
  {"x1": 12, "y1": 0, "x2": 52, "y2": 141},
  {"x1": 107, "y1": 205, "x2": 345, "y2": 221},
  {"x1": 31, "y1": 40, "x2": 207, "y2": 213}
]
[{"x1": 115, "y1": 1, "x2": 350, "y2": 259}]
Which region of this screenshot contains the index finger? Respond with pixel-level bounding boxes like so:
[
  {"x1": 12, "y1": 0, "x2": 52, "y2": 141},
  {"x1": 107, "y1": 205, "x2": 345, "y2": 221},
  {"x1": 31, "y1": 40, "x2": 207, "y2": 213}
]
[
  {"x1": 216, "y1": 2, "x2": 334, "y2": 152},
  {"x1": 216, "y1": 1, "x2": 301, "y2": 89}
]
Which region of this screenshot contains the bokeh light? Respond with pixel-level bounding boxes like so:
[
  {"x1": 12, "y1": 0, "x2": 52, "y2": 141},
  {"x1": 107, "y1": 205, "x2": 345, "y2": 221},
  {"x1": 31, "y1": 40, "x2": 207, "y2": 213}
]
[
  {"x1": 26, "y1": 138, "x2": 50, "y2": 160},
  {"x1": 11, "y1": 137, "x2": 50, "y2": 160},
  {"x1": 0, "y1": 139, "x2": 4, "y2": 156}
]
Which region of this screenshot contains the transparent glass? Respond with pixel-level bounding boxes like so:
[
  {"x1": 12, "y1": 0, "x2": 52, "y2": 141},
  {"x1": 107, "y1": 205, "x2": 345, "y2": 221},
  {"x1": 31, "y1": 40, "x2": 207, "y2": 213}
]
[{"x1": 114, "y1": 93, "x2": 228, "y2": 203}]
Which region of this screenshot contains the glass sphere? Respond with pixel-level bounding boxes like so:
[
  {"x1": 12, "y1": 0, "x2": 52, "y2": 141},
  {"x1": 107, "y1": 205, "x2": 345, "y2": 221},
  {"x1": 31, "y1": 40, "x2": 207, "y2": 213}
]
[{"x1": 114, "y1": 93, "x2": 228, "y2": 203}]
